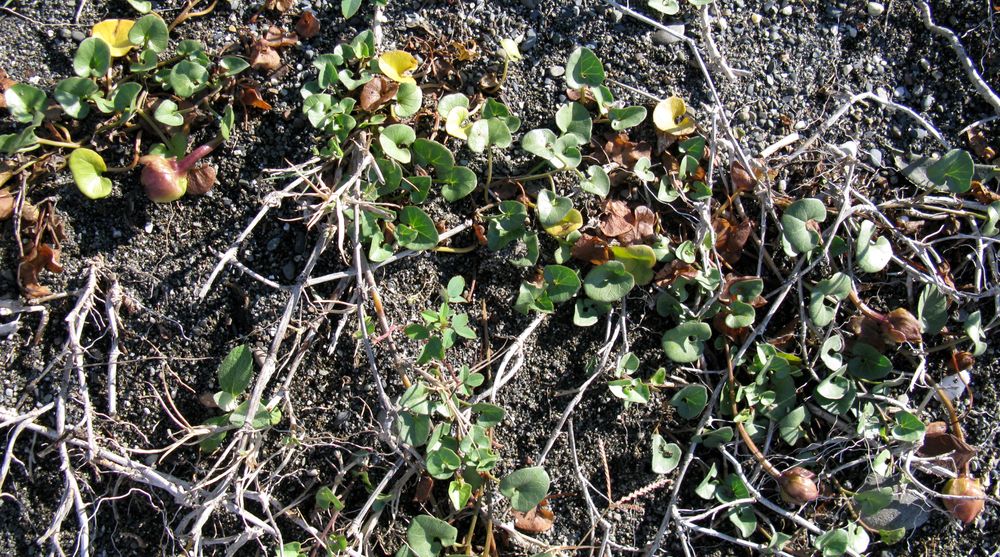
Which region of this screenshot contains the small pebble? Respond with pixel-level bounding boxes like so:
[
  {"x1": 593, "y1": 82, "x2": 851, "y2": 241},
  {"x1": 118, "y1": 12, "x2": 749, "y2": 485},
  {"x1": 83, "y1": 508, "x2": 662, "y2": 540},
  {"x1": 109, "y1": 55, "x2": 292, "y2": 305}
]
[
  {"x1": 548, "y1": 65, "x2": 565, "y2": 77},
  {"x1": 750, "y1": 13, "x2": 762, "y2": 24},
  {"x1": 144, "y1": 222, "x2": 154, "y2": 233},
  {"x1": 71, "y1": 30, "x2": 86, "y2": 42},
  {"x1": 652, "y1": 24, "x2": 685, "y2": 45},
  {"x1": 867, "y1": 2, "x2": 885, "y2": 17},
  {"x1": 780, "y1": 5, "x2": 792, "y2": 15}
]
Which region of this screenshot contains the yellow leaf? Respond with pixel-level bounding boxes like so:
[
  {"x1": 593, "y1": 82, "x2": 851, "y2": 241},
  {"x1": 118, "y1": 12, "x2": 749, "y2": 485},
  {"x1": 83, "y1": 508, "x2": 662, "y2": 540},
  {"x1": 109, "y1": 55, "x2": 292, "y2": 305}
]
[
  {"x1": 544, "y1": 208, "x2": 583, "y2": 238},
  {"x1": 653, "y1": 96, "x2": 696, "y2": 135},
  {"x1": 92, "y1": 19, "x2": 135, "y2": 58},
  {"x1": 377, "y1": 50, "x2": 418, "y2": 84},
  {"x1": 445, "y1": 107, "x2": 472, "y2": 140}
]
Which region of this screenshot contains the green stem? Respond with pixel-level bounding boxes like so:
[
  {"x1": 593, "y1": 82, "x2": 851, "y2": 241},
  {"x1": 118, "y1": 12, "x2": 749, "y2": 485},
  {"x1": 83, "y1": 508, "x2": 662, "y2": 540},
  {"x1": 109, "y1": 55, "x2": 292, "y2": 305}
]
[
  {"x1": 135, "y1": 109, "x2": 172, "y2": 146},
  {"x1": 484, "y1": 149, "x2": 493, "y2": 203},
  {"x1": 496, "y1": 168, "x2": 568, "y2": 184},
  {"x1": 35, "y1": 138, "x2": 81, "y2": 149}
]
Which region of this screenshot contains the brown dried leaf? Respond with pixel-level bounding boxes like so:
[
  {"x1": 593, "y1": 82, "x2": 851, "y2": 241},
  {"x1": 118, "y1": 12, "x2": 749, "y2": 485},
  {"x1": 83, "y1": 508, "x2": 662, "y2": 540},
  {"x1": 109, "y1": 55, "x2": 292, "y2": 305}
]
[
  {"x1": 513, "y1": 502, "x2": 554, "y2": 534},
  {"x1": 571, "y1": 234, "x2": 611, "y2": 265},
  {"x1": 264, "y1": 0, "x2": 295, "y2": 11},
  {"x1": 295, "y1": 10, "x2": 320, "y2": 39},
  {"x1": 479, "y1": 71, "x2": 500, "y2": 93},
  {"x1": 18, "y1": 243, "x2": 63, "y2": 299},
  {"x1": 359, "y1": 75, "x2": 398, "y2": 112},
  {"x1": 917, "y1": 425, "x2": 977, "y2": 472},
  {"x1": 653, "y1": 260, "x2": 698, "y2": 286},
  {"x1": 451, "y1": 40, "x2": 479, "y2": 61},
  {"x1": 632, "y1": 205, "x2": 657, "y2": 240},
  {"x1": 730, "y1": 160, "x2": 755, "y2": 192},
  {"x1": 186, "y1": 164, "x2": 217, "y2": 195},
  {"x1": 966, "y1": 127, "x2": 995, "y2": 160},
  {"x1": 969, "y1": 181, "x2": 1000, "y2": 203},
  {"x1": 240, "y1": 86, "x2": 272, "y2": 110},
  {"x1": 412, "y1": 475, "x2": 434, "y2": 503},
  {"x1": 0, "y1": 189, "x2": 13, "y2": 221},
  {"x1": 599, "y1": 199, "x2": 634, "y2": 238},
  {"x1": 250, "y1": 40, "x2": 281, "y2": 71},
  {"x1": 713, "y1": 216, "x2": 752, "y2": 266},
  {"x1": 850, "y1": 315, "x2": 886, "y2": 352},
  {"x1": 950, "y1": 351, "x2": 974, "y2": 372}
]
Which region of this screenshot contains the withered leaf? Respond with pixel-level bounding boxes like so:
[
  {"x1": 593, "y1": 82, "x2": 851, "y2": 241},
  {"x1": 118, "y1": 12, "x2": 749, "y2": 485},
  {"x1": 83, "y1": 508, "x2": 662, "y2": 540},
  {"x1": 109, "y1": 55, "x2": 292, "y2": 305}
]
[
  {"x1": 186, "y1": 164, "x2": 217, "y2": 195},
  {"x1": 250, "y1": 40, "x2": 281, "y2": 71},
  {"x1": 713, "y1": 216, "x2": 752, "y2": 266},
  {"x1": 602, "y1": 133, "x2": 652, "y2": 168},
  {"x1": 966, "y1": 128, "x2": 995, "y2": 160},
  {"x1": 0, "y1": 189, "x2": 13, "y2": 221},
  {"x1": 513, "y1": 501, "x2": 554, "y2": 534},
  {"x1": 730, "y1": 160, "x2": 754, "y2": 192},
  {"x1": 950, "y1": 351, "x2": 974, "y2": 372},
  {"x1": 479, "y1": 71, "x2": 500, "y2": 93},
  {"x1": 572, "y1": 234, "x2": 611, "y2": 265},
  {"x1": 917, "y1": 424, "x2": 977, "y2": 473},
  {"x1": 412, "y1": 475, "x2": 434, "y2": 504},
  {"x1": 599, "y1": 199, "x2": 634, "y2": 238},
  {"x1": 264, "y1": 26, "x2": 298, "y2": 47},
  {"x1": 18, "y1": 243, "x2": 63, "y2": 299},
  {"x1": 359, "y1": 75, "x2": 398, "y2": 112},
  {"x1": 850, "y1": 315, "x2": 886, "y2": 352},
  {"x1": 969, "y1": 181, "x2": 1000, "y2": 203},
  {"x1": 240, "y1": 86, "x2": 272, "y2": 110},
  {"x1": 295, "y1": 10, "x2": 320, "y2": 39},
  {"x1": 451, "y1": 40, "x2": 479, "y2": 61},
  {"x1": 654, "y1": 260, "x2": 698, "y2": 286},
  {"x1": 264, "y1": 0, "x2": 295, "y2": 11},
  {"x1": 632, "y1": 205, "x2": 657, "y2": 240}
]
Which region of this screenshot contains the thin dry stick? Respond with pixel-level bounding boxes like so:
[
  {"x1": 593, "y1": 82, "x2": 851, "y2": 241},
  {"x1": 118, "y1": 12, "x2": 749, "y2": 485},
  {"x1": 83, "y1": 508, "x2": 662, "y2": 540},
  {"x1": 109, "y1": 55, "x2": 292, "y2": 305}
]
[
  {"x1": 919, "y1": 2, "x2": 1000, "y2": 115},
  {"x1": 105, "y1": 274, "x2": 122, "y2": 416}
]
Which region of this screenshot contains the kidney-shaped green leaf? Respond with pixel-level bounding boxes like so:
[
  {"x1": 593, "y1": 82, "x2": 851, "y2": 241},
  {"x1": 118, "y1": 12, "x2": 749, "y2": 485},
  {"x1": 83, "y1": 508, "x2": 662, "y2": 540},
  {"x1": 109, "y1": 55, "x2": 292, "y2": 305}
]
[
  {"x1": 781, "y1": 198, "x2": 827, "y2": 255},
  {"x1": 583, "y1": 261, "x2": 635, "y2": 303},
  {"x1": 499, "y1": 466, "x2": 550, "y2": 512},
  {"x1": 662, "y1": 321, "x2": 712, "y2": 363},
  {"x1": 69, "y1": 148, "x2": 113, "y2": 199}
]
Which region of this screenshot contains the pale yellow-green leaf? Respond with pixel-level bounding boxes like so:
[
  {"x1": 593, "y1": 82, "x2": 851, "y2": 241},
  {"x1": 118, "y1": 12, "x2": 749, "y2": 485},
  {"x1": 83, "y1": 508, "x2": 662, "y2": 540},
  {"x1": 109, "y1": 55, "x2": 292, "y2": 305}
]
[
  {"x1": 500, "y1": 38, "x2": 522, "y2": 61},
  {"x1": 653, "y1": 96, "x2": 696, "y2": 135},
  {"x1": 69, "y1": 148, "x2": 113, "y2": 199},
  {"x1": 377, "y1": 50, "x2": 418, "y2": 84},
  {"x1": 92, "y1": 19, "x2": 136, "y2": 58},
  {"x1": 445, "y1": 107, "x2": 472, "y2": 140}
]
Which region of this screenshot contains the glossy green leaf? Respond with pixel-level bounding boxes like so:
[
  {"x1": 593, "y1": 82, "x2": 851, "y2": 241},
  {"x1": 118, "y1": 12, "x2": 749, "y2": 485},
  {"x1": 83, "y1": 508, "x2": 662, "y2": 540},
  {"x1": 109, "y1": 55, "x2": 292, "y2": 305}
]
[
  {"x1": 555, "y1": 102, "x2": 592, "y2": 144},
  {"x1": 581, "y1": 165, "x2": 610, "y2": 197},
  {"x1": 169, "y1": 60, "x2": 209, "y2": 98},
  {"x1": 437, "y1": 165, "x2": 477, "y2": 202},
  {"x1": 537, "y1": 189, "x2": 573, "y2": 228},
  {"x1": 379, "y1": 123, "x2": 416, "y2": 163},
  {"x1": 5, "y1": 83, "x2": 47, "y2": 123},
  {"x1": 54, "y1": 77, "x2": 99, "y2": 119},
  {"x1": 426, "y1": 448, "x2": 461, "y2": 480},
  {"x1": 394, "y1": 82, "x2": 422, "y2": 118},
  {"x1": 128, "y1": 14, "x2": 168, "y2": 53},
  {"x1": 412, "y1": 138, "x2": 454, "y2": 168},
  {"x1": 964, "y1": 310, "x2": 987, "y2": 356},
  {"x1": 573, "y1": 298, "x2": 609, "y2": 326},
  {"x1": 544, "y1": 265, "x2": 581, "y2": 303},
  {"x1": 670, "y1": 384, "x2": 708, "y2": 419},
  {"x1": 565, "y1": 47, "x2": 605, "y2": 89},
  {"x1": 396, "y1": 206, "x2": 439, "y2": 250},
  {"x1": 926, "y1": 149, "x2": 973, "y2": 193},
  {"x1": 154, "y1": 99, "x2": 183, "y2": 126},
  {"x1": 781, "y1": 198, "x2": 827, "y2": 255},
  {"x1": 917, "y1": 284, "x2": 948, "y2": 336},
  {"x1": 467, "y1": 118, "x2": 512, "y2": 152},
  {"x1": 891, "y1": 411, "x2": 925, "y2": 443},
  {"x1": 74, "y1": 37, "x2": 112, "y2": 77},
  {"x1": 219, "y1": 56, "x2": 250, "y2": 76},
  {"x1": 437, "y1": 93, "x2": 469, "y2": 118},
  {"x1": 609, "y1": 106, "x2": 647, "y2": 131},
  {"x1": 847, "y1": 343, "x2": 892, "y2": 380}
]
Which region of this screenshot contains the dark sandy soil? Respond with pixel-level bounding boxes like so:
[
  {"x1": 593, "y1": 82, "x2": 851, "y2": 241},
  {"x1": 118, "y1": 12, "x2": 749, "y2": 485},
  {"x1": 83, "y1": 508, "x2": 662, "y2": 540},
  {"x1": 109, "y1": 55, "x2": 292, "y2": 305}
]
[{"x1": 1, "y1": 0, "x2": 999, "y2": 556}]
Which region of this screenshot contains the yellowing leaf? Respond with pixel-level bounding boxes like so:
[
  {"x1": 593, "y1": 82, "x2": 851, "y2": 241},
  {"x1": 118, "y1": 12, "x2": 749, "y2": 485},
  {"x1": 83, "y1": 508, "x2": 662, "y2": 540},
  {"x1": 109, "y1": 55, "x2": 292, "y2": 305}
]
[
  {"x1": 378, "y1": 50, "x2": 418, "y2": 84},
  {"x1": 445, "y1": 107, "x2": 472, "y2": 140},
  {"x1": 653, "y1": 96, "x2": 696, "y2": 135},
  {"x1": 545, "y1": 208, "x2": 583, "y2": 237},
  {"x1": 92, "y1": 19, "x2": 136, "y2": 58}
]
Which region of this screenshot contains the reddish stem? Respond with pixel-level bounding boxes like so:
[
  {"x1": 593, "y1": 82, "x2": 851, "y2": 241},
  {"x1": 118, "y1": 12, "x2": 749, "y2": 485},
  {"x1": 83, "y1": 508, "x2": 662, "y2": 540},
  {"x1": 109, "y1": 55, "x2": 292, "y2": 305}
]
[{"x1": 177, "y1": 143, "x2": 216, "y2": 173}]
